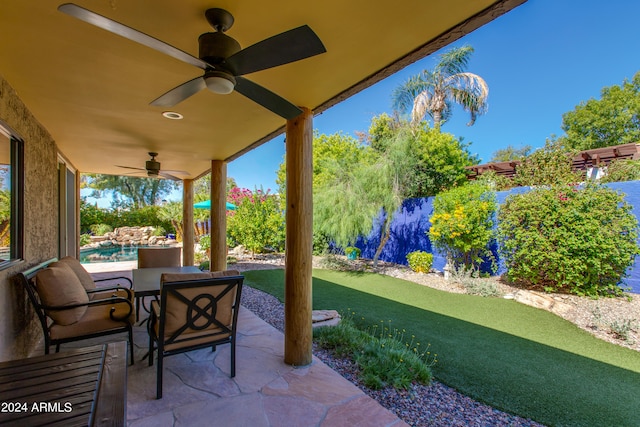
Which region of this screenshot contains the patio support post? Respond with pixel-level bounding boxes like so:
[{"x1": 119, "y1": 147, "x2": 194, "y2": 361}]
[
  {"x1": 284, "y1": 107, "x2": 313, "y2": 366},
  {"x1": 210, "y1": 160, "x2": 227, "y2": 271},
  {"x1": 182, "y1": 179, "x2": 194, "y2": 267}
]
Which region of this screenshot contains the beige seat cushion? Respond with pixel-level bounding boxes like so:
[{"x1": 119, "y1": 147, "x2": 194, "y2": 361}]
[
  {"x1": 51, "y1": 256, "x2": 96, "y2": 291},
  {"x1": 155, "y1": 271, "x2": 241, "y2": 351},
  {"x1": 36, "y1": 263, "x2": 89, "y2": 325},
  {"x1": 50, "y1": 300, "x2": 134, "y2": 340}
]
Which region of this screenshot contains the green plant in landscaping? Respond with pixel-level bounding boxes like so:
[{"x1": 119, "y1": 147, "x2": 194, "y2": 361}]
[
  {"x1": 152, "y1": 226, "x2": 166, "y2": 237},
  {"x1": 406, "y1": 251, "x2": 433, "y2": 273},
  {"x1": 313, "y1": 316, "x2": 434, "y2": 390},
  {"x1": 429, "y1": 182, "x2": 496, "y2": 270},
  {"x1": 227, "y1": 188, "x2": 285, "y2": 255},
  {"x1": 599, "y1": 158, "x2": 640, "y2": 183},
  {"x1": 89, "y1": 223, "x2": 112, "y2": 236},
  {"x1": 498, "y1": 183, "x2": 639, "y2": 297},
  {"x1": 448, "y1": 263, "x2": 501, "y2": 297},
  {"x1": 79, "y1": 233, "x2": 91, "y2": 247},
  {"x1": 344, "y1": 246, "x2": 361, "y2": 259},
  {"x1": 609, "y1": 318, "x2": 637, "y2": 343}
]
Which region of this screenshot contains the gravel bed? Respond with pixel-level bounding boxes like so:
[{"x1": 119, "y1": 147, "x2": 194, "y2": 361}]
[{"x1": 241, "y1": 282, "x2": 543, "y2": 427}]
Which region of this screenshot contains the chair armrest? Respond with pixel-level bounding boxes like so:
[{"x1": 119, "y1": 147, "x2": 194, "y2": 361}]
[
  {"x1": 94, "y1": 276, "x2": 133, "y2": 288},
  {"x1": 87, "y1": 285, "x2": 133, "y2": 300},
  {"x1": 42, "y1": 296, "x2": 134, "y2": 322}
]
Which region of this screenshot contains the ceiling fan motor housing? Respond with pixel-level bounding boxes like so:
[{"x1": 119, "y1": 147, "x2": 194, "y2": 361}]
[
  {"x1": 198, "y1": 32, "x2": 241, "y2": 67},
  {"x1": 146, "y1": 159, "x2": 160, "y2": 173}
]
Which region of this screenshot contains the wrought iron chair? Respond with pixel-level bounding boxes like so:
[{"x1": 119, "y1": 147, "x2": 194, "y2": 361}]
[
  {"x1": 147, "y1": 271, "x2": 243, "y2": 399},
  {"x1": 137, "y1": 247, "x2": 181, "y2": 268},
  {"x1": 136, "y1": 246, "x2": 182, "y2": 320},
  {"x1": 17, "y1": 258, "x2": 135, "y2": 365}
]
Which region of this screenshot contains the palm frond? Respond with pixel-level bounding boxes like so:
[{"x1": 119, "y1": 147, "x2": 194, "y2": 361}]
[
  {"x1": 436, "y1": 45, "x2": 474, "y2": 76},
  {"x1": 391, "y1": 74, "x2": 430, "y2": 116}
]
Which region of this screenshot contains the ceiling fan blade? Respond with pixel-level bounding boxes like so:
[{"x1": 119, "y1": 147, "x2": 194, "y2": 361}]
[
  {"x1": 58, "y1": 3, "x2": 209, "y2": 70},
  {"x1": 226, "y1": 25, "x2": 326, "y2": 76},
  {"x1": 234, "y1": 77, "x2": 302, "y2": 120},
  {"x1": 150, "y1": 76, "x2": 206, "y2": 107},
  {"x1": 116, "y1": 165, "x2": 145, "y2": 171},
  {"x1": 159, "y1": 172, "x2": 182, "y2": 181}
]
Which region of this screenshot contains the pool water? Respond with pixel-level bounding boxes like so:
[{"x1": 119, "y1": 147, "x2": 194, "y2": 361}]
[{"x1": 80, "y1": 245, "x2": 161, "y2": 263}]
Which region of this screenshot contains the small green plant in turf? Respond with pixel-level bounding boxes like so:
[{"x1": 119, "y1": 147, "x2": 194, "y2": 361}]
[
  {"x1": 313, "y1": 315, "x2": 435, "y2": 390},
  {"x1": 406, "y1": 251, "x2": 433, "y2": 273}
]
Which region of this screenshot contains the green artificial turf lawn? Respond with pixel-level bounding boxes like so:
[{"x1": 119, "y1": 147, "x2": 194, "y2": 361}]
[{"x1": 242, "y1": 268, "x2": 640, "y2": 427}]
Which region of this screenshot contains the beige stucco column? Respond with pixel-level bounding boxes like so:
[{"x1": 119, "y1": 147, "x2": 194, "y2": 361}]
[
  {"x1": 182, "y1": 179, "x2": 194, "y2": 267},
  {"x1": 284, "y1": 107, "x2": 313, "y2": 366},
  {"x1": 210, "y1": 160, "x2": 227, "y2": 271}
]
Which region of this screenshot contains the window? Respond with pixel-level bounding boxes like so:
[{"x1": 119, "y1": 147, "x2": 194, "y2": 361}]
[{"x1": 0, "y1": 122, "x2": 23, "y2": 268}]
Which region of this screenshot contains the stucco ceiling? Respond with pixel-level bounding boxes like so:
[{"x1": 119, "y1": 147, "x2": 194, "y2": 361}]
[{"x1": 0, "y1": 0, "x2": 525, "y2": 179}]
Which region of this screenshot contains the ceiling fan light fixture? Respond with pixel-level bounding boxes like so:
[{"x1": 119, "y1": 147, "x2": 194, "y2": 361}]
[{"x1": 204, "y1": 71, "x2": 236, "y2": 94}]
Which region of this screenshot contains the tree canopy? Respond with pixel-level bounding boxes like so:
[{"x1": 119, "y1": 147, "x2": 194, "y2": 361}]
[
  {"x1": 392, "y1": 45, "x2": 488, "y2": 128},
  {"x1": 561, "y1": 72, "x2": 640, "y2": 150},
  {"x1": 82, "y1": 174, "x2": 178, "y2": 209},
  {"x1": 490, "y1": 145, "x2": 533, "y2": 162}
]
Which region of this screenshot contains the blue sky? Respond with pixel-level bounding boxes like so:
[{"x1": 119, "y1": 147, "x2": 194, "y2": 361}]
[{"x1": 227, "y1": 0, "x2": 640, "y2": 191}]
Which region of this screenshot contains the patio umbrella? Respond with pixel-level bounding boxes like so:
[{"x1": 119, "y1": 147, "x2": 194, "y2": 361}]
[{"x1": 193, "y1": 200, "x2": 237, "y2": 210}]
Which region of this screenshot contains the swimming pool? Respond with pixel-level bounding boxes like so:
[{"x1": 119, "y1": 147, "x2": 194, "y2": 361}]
[{"x1": 80, "y1": 245, "x2": 166, "y2": 263}]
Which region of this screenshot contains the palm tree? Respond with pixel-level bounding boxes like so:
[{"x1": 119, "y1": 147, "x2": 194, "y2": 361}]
[{"x1": 392, "y1": 45, "x2": 488, "y2": 129}]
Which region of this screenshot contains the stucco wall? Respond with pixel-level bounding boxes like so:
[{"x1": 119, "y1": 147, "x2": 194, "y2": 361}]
[{"x1": 0, "y1": 75, "x2": 59, "y2": 362}]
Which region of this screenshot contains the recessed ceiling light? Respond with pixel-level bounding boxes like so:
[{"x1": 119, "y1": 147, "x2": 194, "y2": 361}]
[{"x1": 162, "y1": 111, "x2": 183, "y2": 120}]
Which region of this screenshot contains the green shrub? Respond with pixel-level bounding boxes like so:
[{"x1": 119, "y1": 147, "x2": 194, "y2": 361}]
[
  {"x1": 227, "y1": 189, "x2": 285, "y2": 254},
  {"x1": 344, "y1": 246, "x2": 361, "y2": 259},
  {"x1": 79, "y1": 233, "x2": 91, "y2": 247},
  {"x1": 89, "y1": 223, "x2": 112, "y2": 236},
  {"x1": 497, "y1": 183, "x2": 639, "y2": 297},
  {"x1": 599, "y1": 159, "x2": 640, "y2": 183},
  {"x1": 429, "y1": 182, "x2": 496, "y2": 270},
  {"x1": 152, "y1": 226, "x2": 166, "y2": 237},
  {"x1": 199, "y1": 234, "x2": 211, "y2": 252},
  {"x1": 313, "y1": 316, "x2": 434, "y2": 390},
  {"x1": 406, "y1": 251, "x2": 433, "y2": 273}
]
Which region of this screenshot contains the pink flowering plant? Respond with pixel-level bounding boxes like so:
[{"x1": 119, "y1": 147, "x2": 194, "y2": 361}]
[{"x1": 227, "y1": 187, "x2": 285, "y2": 255}]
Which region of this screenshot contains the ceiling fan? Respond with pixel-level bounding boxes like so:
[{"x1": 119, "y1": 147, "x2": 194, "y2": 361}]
[
  {"x1": 58, "y1": 3, "x2": 327, "y2": 119},
  {"x1": 116, "y1": 152, "x2": 185, "y2": 181}
]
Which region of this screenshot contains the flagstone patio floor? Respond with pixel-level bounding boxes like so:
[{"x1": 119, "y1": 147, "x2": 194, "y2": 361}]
[{"x1": 83, "y1": 264, "x2": 407, "y2": 427}]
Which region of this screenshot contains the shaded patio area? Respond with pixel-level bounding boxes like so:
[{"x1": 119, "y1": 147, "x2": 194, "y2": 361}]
[{"x1": 82, "y1": 267, "x2": 406, "y2": 426}]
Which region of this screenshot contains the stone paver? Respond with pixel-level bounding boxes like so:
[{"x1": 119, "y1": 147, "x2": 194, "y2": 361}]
[{"x1": 83, "y1": 267, "x2": 405, "y2": 426}]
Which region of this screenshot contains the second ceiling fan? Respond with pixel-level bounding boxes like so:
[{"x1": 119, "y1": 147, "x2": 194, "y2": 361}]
[{"x1": 58, "y1": 3, "x2": 327, "y2": 119}]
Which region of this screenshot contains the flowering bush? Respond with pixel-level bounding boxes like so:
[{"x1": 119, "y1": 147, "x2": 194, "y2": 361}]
[
  {"x1": 406, "y1": 251, "x2": 433, "y2": 273},
  {"x1": 227, "y1": 188, "x2": 285, "y2": 254},
  {"x1": 497, "y1": 184, "x2": 639, "y2": 297},
  {"x1": 429, "y1": 182, "x2": 496, "y2": 270}
]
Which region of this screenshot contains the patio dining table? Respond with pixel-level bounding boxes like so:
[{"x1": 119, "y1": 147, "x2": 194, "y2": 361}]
[{"x1": 133, "y1": 266, "x2": 202, "y2": 319}]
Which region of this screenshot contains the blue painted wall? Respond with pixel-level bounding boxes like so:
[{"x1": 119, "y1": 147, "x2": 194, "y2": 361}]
[{"x1": 355, "y1": 181, "x2": 640, "y2": 294}]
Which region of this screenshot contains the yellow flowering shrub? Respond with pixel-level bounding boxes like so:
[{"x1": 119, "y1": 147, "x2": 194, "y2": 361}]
[{"x1": 429, "y1": 182, "x2": 496, "y2": 269}]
